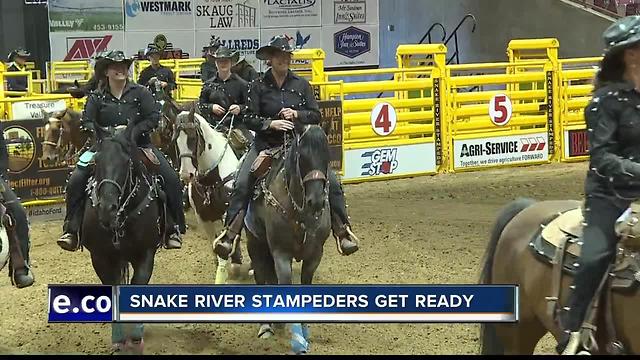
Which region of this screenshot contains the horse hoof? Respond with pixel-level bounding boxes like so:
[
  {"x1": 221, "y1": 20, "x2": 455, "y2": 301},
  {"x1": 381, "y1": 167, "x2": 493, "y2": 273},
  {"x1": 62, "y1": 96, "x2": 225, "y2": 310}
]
[
  {"x1": 111, "y1": 342, "x2": 126, "y2": 355},
  {"x1": 577, "y1": 350, "x2": 591, "y2": 355},
  {"x1": 126, "y1": 339, "x2": 144, "y2": 355},
  {"x1": 258, "y1": 324, "x2": 274, "y2": 339},
  {"x1": 248, "y1": 268, "x2": 254, "y2": 277},
  {"x1": 229, "y1": 263, "x2": 241, "y2": 279}
]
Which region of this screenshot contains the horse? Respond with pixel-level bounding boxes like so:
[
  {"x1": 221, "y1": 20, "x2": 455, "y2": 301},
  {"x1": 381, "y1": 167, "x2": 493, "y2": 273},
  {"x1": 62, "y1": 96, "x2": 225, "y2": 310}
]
[
  {"x1": 478, "y1": 197, "x2": 640, "y2": 355},
  {"x1": 41, "y1": 108, "x2": 88, "y2": 165},
  {"x1": 79, "y1": 125, "x2": 167, "y2": 354},
  {"x1": 243, "y1": 123, "x2": 332, "y2": 354},
  {"x1": 148, "y1": 83, "x2": 182, "y2": 167},
  {"x1": 172, "y1": 107, "x2": 245, "y2": 282}
]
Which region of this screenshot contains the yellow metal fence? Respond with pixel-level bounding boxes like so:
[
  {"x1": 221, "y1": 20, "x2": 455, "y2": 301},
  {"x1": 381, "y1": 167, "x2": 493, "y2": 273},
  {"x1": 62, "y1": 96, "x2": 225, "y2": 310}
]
[{"x1": 0, "y1": 38, "x2": 601, "y2": 191}]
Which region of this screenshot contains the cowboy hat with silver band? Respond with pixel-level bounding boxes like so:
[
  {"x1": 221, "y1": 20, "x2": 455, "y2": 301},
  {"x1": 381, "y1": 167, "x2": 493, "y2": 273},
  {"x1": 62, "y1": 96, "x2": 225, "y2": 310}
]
[
  {"x1": 211, "y1": 46, "x2": 239, "y2": 64},
  {"x1": 603, "y1": 16, "x2": 640, "y2": 58},
  {"x1": 7, "y1": 47, "x2": 30, "y2": 62},
  {"x1": 94, "y1": 50, "x2": 134, "y2": 79},
  {"x1": 256, "y1": 35, "x2": 295, "y2": 60}
]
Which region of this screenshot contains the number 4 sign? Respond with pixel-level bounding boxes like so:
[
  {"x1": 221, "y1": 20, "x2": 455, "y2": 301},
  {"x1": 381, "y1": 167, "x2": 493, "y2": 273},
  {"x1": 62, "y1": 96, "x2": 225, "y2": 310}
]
[
  {"x1": 489, "y1": 94, "x2": 513, "y2": 126},
  {"x1": 371, "y1": 102, "x2": 397, "y2": 136}
]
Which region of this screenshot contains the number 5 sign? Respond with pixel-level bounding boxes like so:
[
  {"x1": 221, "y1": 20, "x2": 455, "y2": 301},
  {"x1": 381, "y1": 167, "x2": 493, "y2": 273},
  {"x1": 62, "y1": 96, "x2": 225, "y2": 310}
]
[
  {"x1": 489, "y1": 94, "x2": 513, "y2": 126},
  {"x1": 371, "y1": 102, "x2": 397, "y2": 136}
]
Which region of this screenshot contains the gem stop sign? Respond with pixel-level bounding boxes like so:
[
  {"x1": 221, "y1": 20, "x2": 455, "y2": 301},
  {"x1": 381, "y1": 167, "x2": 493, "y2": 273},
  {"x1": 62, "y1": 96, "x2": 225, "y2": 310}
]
[
  {"x1": 489, "y1": 94, "x2": 513, "y2": 126},
  {"x1": 371, "y1": 102, "x2": 397, "y2": 136}
]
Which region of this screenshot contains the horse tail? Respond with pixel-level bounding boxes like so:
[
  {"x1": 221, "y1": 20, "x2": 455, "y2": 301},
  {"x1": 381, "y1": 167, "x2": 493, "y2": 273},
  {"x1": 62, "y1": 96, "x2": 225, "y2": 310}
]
[{"x1": 478, "y1": 197, "x2": 536, "y2": 355}]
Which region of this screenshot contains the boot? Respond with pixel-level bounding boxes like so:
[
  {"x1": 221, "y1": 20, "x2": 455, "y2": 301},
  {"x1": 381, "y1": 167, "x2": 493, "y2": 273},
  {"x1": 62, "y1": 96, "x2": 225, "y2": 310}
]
[
  {"x1": 331, "y1": 215, "x2": 359, "y2": 256},
  {"x1": 57, "y1": 218, "x2": 80, "y2": 252},
  {"x1": 165, "y1": 226, "x2": 183, "y2": 249},
  {"x1": 213, "y1": 210, "x2": 245, "y2": 260}
]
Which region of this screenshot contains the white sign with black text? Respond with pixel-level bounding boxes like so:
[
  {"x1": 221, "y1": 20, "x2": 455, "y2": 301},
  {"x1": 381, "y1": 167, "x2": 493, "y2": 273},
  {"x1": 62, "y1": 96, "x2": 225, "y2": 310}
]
[
  {"x1": 12, "y1": 100, "x2": 68, "y2": 120},
  {"x1": 453, "y1": 133, "x2": 549, "y2": 169},
  {"x1": 343, "y1": 143, "x2": 437, "y2": 180}
]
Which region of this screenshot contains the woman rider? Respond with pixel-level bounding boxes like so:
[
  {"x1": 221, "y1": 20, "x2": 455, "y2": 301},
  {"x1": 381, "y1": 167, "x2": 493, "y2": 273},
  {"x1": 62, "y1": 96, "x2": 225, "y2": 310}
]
[
  {"x1": 198, "y1": 45, "x2": 252, "y2": 152},
  {"x1": 213, "y1": 35, "x2": 359, "y2": 259},
  {"x1": 558, "y1": 15, "x2": 640, "y2": 354},
  {"x1": 56, "y1": 50, "x2": 186, "y2": 251}
]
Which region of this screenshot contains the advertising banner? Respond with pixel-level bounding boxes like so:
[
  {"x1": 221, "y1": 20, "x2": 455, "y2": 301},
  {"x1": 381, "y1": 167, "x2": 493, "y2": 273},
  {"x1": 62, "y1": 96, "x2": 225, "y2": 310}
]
[
  {"x1": 49, "y1": 31, "x2": 125, "y2": 61},
  {"x1": 453, "y1": 133, "x2": 550, "y2": 170},
  {"x1": 194, "y1": 0, "x2": 260, "y2": 29},
  {"x1": 343, "y1": 143, "x2": 437, "y2": 180},
  {"x1": 3, "y1": 119, "x2": 71, "y2": 202},
  {"x1": 260, "y1": 0, "x2": 321, "y2": 28},
  {"x1": 322, "y1": 0, "x2": 378, "y2": 25},
  {"x1": 323, "y1": 24, "x2": 379, "y2": 67},
  {"x1": 195, "y1": 29, "x2": 261, "y2": 69},
  {"x1": 48, "y1": 0, "x2": 124, "y2": 32},
  {"x1": 124, "y1": 0, "x2": 195, "y2": 31}
]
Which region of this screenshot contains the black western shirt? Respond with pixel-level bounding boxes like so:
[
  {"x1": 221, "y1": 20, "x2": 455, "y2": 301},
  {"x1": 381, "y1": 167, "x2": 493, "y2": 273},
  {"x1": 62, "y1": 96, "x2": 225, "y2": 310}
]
[
  {"x1": 244, "y1": 69, "x2": 320, "y2": 150},
  {"x1": 138, "y1": 64, "x2": 177, "y2": 92},
  {"x1": 198, "y1": 73, "x2": 248, "y2": 125},
  {"x1": 81, "y1": 81, "x2": 160, "y2": 146}
]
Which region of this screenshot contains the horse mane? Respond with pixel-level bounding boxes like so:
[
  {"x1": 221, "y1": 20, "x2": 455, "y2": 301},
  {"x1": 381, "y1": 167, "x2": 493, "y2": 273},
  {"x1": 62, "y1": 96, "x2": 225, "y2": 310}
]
[{"x1": 286, "y1": 125, "x2": 330, "y2": 178}]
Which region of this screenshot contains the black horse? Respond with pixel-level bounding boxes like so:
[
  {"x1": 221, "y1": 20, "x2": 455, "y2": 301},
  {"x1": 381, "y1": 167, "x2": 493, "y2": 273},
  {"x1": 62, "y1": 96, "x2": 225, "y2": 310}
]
[
  {"x1": 244, "y1": 123, "x2": 332, "y2": 354},
  {"x1": 80, "y1": 125, "x2": 166, "y2": 354}
]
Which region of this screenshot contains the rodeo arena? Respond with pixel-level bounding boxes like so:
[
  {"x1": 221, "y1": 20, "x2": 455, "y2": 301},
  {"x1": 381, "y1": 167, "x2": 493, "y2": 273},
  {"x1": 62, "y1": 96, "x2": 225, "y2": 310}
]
[{"x1": 6, "y1": 0, "x2": 640, "y2": 356}]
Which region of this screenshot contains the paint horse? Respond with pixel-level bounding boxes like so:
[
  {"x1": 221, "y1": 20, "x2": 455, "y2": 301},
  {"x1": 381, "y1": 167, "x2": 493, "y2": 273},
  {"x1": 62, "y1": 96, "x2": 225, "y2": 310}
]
[{"x1": 173, "y1": 107, "x2": 245, "y2": 282}]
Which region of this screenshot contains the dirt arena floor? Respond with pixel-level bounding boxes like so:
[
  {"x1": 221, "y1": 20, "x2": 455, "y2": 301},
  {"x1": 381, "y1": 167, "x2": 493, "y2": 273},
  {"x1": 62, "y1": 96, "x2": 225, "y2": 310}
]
[{"x1": 0, "y1": 161, "x2": 591, "y2": 355}]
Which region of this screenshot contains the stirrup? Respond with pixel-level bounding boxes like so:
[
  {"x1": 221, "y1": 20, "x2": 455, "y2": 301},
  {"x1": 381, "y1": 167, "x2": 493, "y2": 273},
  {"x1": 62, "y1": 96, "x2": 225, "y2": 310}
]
[{"x1": 333, "y1": 226, "x2": 359, "y2": 256}]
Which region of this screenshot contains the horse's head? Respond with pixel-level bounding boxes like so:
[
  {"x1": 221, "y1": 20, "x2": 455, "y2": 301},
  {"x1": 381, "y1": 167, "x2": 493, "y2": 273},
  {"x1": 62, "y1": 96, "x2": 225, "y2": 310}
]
[
  {"x1": 288, "y1": 123, "x2": 330, "y2": 221},
  {"x1": 93, "y1": 125, "x2": 134, "y2": 231},
  {"x1": 174, "y1": 105, "x2": 206, "y2": 182},
  {"x1": 41, "y1": 109, "x2": 67, "y2": 162}
]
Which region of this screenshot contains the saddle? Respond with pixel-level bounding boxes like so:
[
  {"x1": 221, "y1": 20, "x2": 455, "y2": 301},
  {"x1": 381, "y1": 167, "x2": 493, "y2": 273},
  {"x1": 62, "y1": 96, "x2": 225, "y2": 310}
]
[
  {"x1": 77, "y1": 148, "x2": 161, "y2": 173},
  {"x1": 530, "y1": 206, "x2": 640, "y2": 355},
  {"x1": 250, "y1": 146, "x2": 284, "y2": 182},
  {"x1": 138, "y1": 148, "x2": 161, "y2": 173}
]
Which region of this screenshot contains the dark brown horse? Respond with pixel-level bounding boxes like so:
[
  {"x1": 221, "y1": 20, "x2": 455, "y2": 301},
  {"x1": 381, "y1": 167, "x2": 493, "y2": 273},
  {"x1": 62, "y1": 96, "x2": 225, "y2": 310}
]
[
  {"x1": 479, "y1": 197, "x2": 640, "y2": 355},
  {"x1": 41, "y1": 108, "x2": 88, "y2": 165},
  {"x1": 149, "y1": 86, "x2": 182, "y2": 167}
]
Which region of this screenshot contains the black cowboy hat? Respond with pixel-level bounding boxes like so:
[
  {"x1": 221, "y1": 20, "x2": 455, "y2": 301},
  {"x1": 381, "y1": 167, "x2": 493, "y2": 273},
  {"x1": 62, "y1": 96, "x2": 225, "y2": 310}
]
[
  {"x1": 256, "y1": 35, "x2": 295, "y2": 60},
  {"x1": 603, "y1": 16, "x2": 640, "y2": 55},
  {"x1": 202, "y1": 35, "x2": 222, "y2": 54},
  {"x1": 211, "y1": 46, "x2": 239, "y2": 64},
  {"x1": 7, "y1": 47, "x2": 30, "y2": 62},
  {"x1": 144, "y1": 45, "x2": 162, "y2": 57},
  {"x1": 94, "y1": 50, "x2": 134, "y2": 79}
]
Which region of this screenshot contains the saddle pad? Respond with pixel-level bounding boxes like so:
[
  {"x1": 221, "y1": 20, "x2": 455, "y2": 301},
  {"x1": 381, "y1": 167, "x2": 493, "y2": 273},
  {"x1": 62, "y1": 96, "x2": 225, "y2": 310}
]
[
  {"x1": 541, "y1": 207, "x2": 583, "y2": 257},
  {"x1": 77, "y1": 151, "x2": 95, "y2": 168}
]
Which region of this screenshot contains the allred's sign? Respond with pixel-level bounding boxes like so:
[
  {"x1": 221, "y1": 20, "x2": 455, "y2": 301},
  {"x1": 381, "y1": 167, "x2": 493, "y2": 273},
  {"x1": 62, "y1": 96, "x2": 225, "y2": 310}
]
[{"x1": 568, "y1": 129, "x2": 589, "y2": 157}]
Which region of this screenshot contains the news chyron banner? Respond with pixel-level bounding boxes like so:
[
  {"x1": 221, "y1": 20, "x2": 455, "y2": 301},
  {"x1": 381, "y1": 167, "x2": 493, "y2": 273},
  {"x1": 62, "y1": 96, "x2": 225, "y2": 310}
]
[
  {"x1": 48, "y1": 285, "x2": 518, "y2": 323},
  {"x1": 47, "y1": 0, "x2": 380, "y2": 70},
  {"x1": 2, "y1": 118, "x2": 70, "y2": 203}
]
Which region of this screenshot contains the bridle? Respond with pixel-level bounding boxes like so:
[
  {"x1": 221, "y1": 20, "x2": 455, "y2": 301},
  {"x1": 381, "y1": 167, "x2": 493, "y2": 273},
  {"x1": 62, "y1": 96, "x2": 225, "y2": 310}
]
[
  {"x1": 283, "y1": 124, "x2": 329, "y2": 222},
  {"x1": 172, "y1": 110, "x2": 235, "y2": 177}
]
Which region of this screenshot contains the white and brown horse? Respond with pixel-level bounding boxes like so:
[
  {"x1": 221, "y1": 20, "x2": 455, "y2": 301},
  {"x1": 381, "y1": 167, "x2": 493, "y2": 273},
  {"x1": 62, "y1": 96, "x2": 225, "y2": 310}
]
[{"x1": 173, "y1": 107, "x2": 245, "y2": 283}]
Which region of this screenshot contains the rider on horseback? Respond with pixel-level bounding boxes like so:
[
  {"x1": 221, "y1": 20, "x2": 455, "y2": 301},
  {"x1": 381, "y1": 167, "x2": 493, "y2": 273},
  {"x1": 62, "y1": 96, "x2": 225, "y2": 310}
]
[
  {"x1": 138, "y1": 45, "x2": 176, "y2": 96},
  {"x1": 201, "y1": 36, "x2": 222, "y2": 83},
  {"x1": 57, "y1": 50, "x2": 186, "y2": 252},
  {"x1": 557, "y1": 16, "x2": 640, "y2": 354},
  {"x1": 197, "y1": 46, "x2": 253, "y2": 152},
  {"x1": 213, "y1": 35, "x2": 359, "y2": 260},
  {"x1": 0, "y1": 131, "x2": 34, "y2": 288}
]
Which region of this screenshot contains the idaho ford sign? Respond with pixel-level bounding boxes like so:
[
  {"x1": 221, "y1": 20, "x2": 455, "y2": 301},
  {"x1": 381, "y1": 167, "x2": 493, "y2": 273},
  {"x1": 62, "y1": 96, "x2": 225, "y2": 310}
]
[{"x1": 334, "y1": 26, "x2": 370, "y2": 58}]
